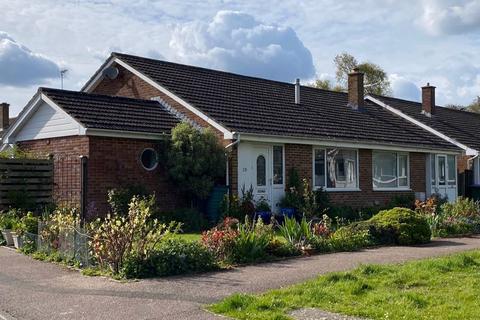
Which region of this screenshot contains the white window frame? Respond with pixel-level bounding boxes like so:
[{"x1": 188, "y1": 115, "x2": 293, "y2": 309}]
[
  {"x1": 372, "y1": 151, "x2": 410, "y2": 191},
  {"x1": 272, "y1": 145, "x2": 285, "y2": 186},
  {"x1": 312, "y1": 147, "x2": 360, "y2": 192}
]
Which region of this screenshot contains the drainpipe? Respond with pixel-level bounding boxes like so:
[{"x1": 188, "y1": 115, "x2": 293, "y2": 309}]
[{"x1": 224, "y1": 133, "x2": 240, "y2": 193}]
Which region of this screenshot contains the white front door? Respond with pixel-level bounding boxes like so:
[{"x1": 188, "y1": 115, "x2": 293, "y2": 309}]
[
  {"x1": 237, "y1": 143, "x2": 285, "y2": 213},
  {"x1": 428, "y1": 154, "x2": 457, "y2": 202},
  {"x1": 252, "y1": 146, "x2": 271, "y2": 205}
]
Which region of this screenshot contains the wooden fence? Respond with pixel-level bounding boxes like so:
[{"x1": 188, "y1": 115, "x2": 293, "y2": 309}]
[{"x1": 0, "y1": 158, "x2": 53, "y2": 209}]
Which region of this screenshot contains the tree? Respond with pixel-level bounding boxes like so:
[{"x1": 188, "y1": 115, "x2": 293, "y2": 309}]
[
  {"x1": 468, "y1": 96, "x2": 480, "y2": 113},
  {"x1": 310, "y1": 79, "x2": 343, "y2": 92},
  {"x1": 310, "y1": 52, "x2": 392, "y2": 96},
  {"x1": 334, "y1": 52, "x2": 392, "y2": 96},
  {"x1": 162, "y1": 123, "x2": 226, "y2": 200}
]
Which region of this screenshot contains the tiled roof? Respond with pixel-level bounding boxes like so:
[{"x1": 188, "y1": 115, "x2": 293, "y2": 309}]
[
  {"x1": 111, "y1": 52, "x2": 459, "y2": 151},
  {"x1": 41, "y1": 88, "x2": 179, "y2": 134},
  {"x1": 374, "y1": 95, "x2": 480, "y2": 151}
]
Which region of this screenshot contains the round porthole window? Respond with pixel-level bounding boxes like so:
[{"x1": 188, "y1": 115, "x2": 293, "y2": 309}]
[{"x1": 140, "y1": 148, "x2": 158, "y2": 171}]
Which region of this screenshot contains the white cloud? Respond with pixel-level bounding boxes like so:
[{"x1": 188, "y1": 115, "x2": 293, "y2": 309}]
[
  {"x1": 420, "y1": 0, "x2": 480, "y2": 35},
  {"x1": 169, "y1": 10, "x2": 316, "y2": 82},
  {"x1": 390, "y1": 74, "x2": 421, "y2": 101},
  {"x1": 0, "y1": 31, "x2": 59, "y2": 86}
]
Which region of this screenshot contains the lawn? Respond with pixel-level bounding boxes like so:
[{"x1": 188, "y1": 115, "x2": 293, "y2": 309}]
[
  {"x1": 209, "y1": 250, "x2": 480, "y2": 320},
  {"x1": 175, "y1": 233, "x2": 202, "y2": 242}
]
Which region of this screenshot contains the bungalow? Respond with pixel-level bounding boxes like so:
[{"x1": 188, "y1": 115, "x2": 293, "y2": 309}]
[{"x1": 1, "y1": 53, "x2": 465, "y2": 216}]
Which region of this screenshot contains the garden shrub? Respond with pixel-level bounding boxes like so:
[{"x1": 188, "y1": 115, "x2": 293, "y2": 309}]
[
  {"x1": 266, "y1": 238, "x2": 301, "y2": 257},
  {"x1": 315, "y1": 227, "x2": 372, "y2": 252},
  {"x1": 40, "y1": 207, "x2": 80, "y2": 250},
  {"x1": 231, "y1": 218, "x2": 273, "y2": 263},
  {"x1": 156, "y1": 208, "x2": 209, "y2": 232},
  {"x1": 122, "y1": 238, "x2": 217, "y2": 278},
  {"x1": 201, "y1": 217, "x2": 239, "y2": 261},
  {"x1": 368, "y1": 207, "x2": 431, "y2": 245},
  {"x1": 89, "y1": 195, "x2": 180, "y2": 275},
  {"x1": 277, "y1": 216, "x2": 314, "y2": 250},
  {"x1": 107, "y1": 185, "x2": 148, "y2": 216},
  {"x1": 416, "y1": 197, "x2": 480, "y2": 237},
  {"x1": 161, "y1": 123, "x2": 226, "y2": 200},
  {"x1": 202, "y1": 217, "x2": 274, "y2": 263}
]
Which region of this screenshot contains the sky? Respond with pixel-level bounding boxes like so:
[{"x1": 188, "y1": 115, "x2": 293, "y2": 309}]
[{"x1": 1, "y1": 0, "x2": 479, "y2": 116}]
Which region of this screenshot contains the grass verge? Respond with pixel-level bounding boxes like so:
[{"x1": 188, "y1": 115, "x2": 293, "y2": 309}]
[{"x1": 209, "y1": 250, "x2": 480, "y2": 320}]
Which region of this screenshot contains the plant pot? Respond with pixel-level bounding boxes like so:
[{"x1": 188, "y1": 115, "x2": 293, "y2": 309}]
[
  {"x1": 1, "y1": 229, "x2": 14, "y2": 246},
  {"x1": 11, "y1": 232, "x2": 23, "y2": 249},
  {"x1": 255, "y1": 211, "x2": 272, "y2": 224},
  {"x1": 280, "y1": 207, "x2": 296, "y2": 219}
]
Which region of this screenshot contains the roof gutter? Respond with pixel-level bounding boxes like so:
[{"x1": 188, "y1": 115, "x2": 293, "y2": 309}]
[{"x1": 225, "y1": 132, "x2": 240, "y2": 149}]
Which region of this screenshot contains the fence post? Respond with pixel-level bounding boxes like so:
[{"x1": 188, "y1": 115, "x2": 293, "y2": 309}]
[{"x1": 80, "y1": 155, "x2": 88, "y2": 224}]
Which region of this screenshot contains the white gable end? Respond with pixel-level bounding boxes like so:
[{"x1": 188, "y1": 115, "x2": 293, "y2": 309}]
[{"x1": 14, "y1": 101, "x2": 82, "y2": 142}]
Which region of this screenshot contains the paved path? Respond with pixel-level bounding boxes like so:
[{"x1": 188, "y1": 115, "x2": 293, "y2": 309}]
[{"x1": 1, "y1": 237, "x2": 480, "y2": 320}]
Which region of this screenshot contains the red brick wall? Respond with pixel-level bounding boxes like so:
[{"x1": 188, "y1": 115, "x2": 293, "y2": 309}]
[
  {"x1": 87, "y1": 136, "x2": 184, "y2": 216},
  {"x1": 18, "y1": 136, "x2": 89, "y2": 208},
  {"x1": 282, "y1": 144, "x2": 425, "y2": 208},
  {"x1": 19, "y1": 136, "x2": 185, "y2": 218}
]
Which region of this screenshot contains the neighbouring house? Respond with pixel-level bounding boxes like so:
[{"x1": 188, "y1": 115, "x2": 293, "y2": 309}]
[
  {"x1": 1, "y1": 52, "x2": 468, "y2": 216},
  {"x1": 366, "y1": 90, "x2": 480, "y2": 198},
  {"x1": 1, "y1": 88, "x2": 183, "y2": 215},
  {"x1": 0, "y1": 102, "x2": 16, "y2": 143}
]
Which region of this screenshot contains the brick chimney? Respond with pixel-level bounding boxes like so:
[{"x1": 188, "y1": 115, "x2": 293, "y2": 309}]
[
  {"x1": 422, "y1": 83, "x2": 436, "y2": 116},
  {"x1": 348, "y1": 68, "x2": 364, "y2": 110},
  {"x1": 0, "y1": 102, "x2": 9, "y2": 131}
]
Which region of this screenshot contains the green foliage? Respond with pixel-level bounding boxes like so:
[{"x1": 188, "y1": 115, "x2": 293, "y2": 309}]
[
  {"x1": 156, "y1": 208, "x2": 209, "y2": 232},
  {"x1": 334, "y1": 52, "x2": 392, "y2": 96},
  {"x1": 6, "y1": 189, "x2": 36, "y2": 211},
  {"x1": 14, "y1": 212, "x2": 39, "y2": 236},
  {"x1": 277, "y1": 216, "x2": 314, "y2": 250},
  {"x1": 231, "y1": 218, "x2": 273, "y2": 263},
  {"x1": 367, "y1": 207, "x2": 431, "y2": 245},
  {"x1": 0, "y1": 211, "x2": 19, "y2": 230},
  {"x1": 107, "y1": 185, "x2": 148, "y2": 215},
  {"x1": 255, "y1": 199, "x2": 271, "y2": 212},
  {"x1": 467, "y1": 96, "x2": 480, "y2": 113},
  {"x1": 319, "y1": 227, "x2": 372, "y2": 252},
  {"x1": 417, "y1": 197, "x2": 480, "y2": 237},
  {"x1": 89, "y1": 195, "x2": 180, "y2": 275},
  {"x1": 209, "y1": 251, "x2": 480, "y2": 320},
  {"x1": 266, "y1": 238, "x2": 301, "y2": 257},
  {"x1": 122, "y1": 238, "x2": 217, "y2": 278},
  {"x1": 0, "y1": 145, "x2": 36, "y2": 159},
  {"x1": 441, "y1": 197, "x2": 480, "y2": 218},
  {"x1": 388, "y1": 194, "x2": 415, "y2": 209},
  {"x1": 162, "y1": 123, "x2": 226, "y2": 199},
  {"x1": 40, "y1": 207, "x2": 80, "y2": 250}
]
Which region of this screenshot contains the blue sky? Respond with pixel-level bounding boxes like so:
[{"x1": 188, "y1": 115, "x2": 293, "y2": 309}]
[{"x1": 1, "y1": 0, "x2": 479, "y2": 115}]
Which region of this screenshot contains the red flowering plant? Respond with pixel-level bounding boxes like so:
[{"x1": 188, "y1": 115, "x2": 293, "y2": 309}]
[
  {"x1": 312, "y1": 214, "x2": 332, "y2": 238},
  {"x1": 201, "y1": 217, "x2": 239, "y2": 261}
]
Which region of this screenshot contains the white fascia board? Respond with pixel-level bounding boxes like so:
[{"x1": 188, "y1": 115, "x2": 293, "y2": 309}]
[
  {"x1": 85, "y1": 128, "x2": 169, "y2": 140},
  {"x1": 366, "y1": 95, "x2": 478, "y2": 156},
  {"x1": 112, "y1": 58, "x2": 233, "y2": 140},
  {"x1": 239, "y1": 133, "x2": 461, "y2": 155}
]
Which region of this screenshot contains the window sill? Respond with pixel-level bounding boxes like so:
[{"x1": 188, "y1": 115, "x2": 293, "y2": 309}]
[
  {"x1": 373, "y1": 188, "x2": 411, "y2": 192},
  {"x1": 320, "y1": 188, "x2": 362, "y2": 192}
]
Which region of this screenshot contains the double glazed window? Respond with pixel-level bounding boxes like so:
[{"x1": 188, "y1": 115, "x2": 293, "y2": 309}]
[
  {"x1": 372, "y1": 151, "x2": 409, "y2": 189},
  {"x1": 431, "y1": 154, "x2": 456, "y2": 186},
  {"x1": 314, "y1": 148, "x2": 358, "y2": 189}
]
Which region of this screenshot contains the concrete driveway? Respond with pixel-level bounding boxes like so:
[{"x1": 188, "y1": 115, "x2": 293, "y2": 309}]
[{"x1": 1, "y1": 236, "x2": 480, "y2": 320}]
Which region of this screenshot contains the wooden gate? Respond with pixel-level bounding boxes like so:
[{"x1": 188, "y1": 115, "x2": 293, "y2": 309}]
[{"x1": 0, "y1": 158, "x2": 53, "y2": 210}]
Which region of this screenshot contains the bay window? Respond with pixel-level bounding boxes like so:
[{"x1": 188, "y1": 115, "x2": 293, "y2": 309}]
[
  {"x1": 314, "y1": 148, "x2": 358, "y2": 189},
  {"x1": 372, "y1": 151, "x2": 409, "y2": 189}
]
